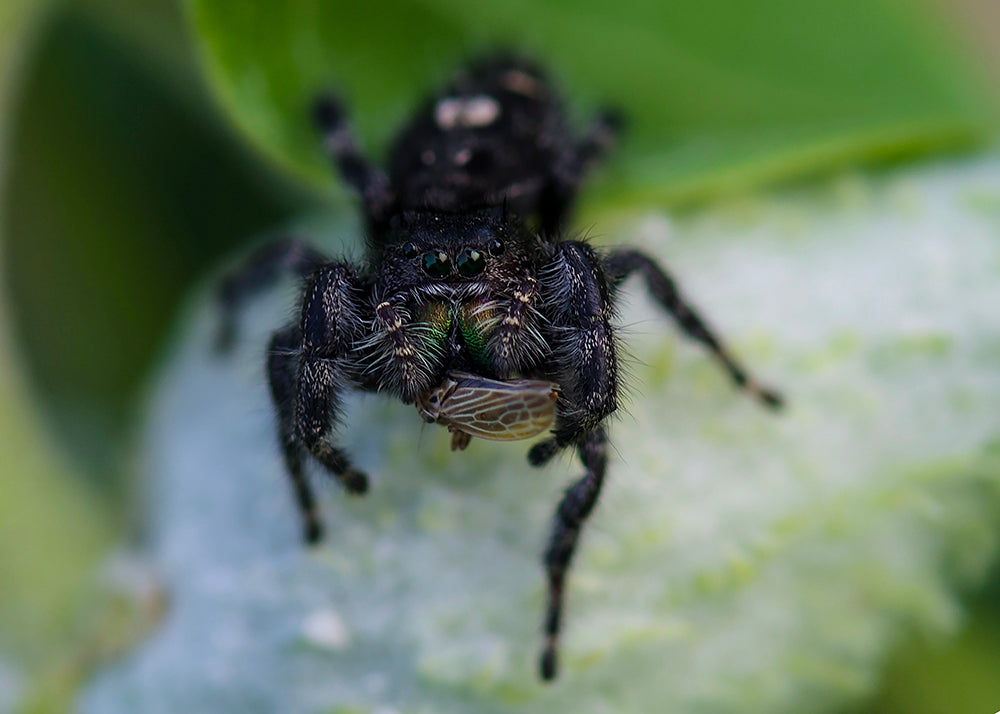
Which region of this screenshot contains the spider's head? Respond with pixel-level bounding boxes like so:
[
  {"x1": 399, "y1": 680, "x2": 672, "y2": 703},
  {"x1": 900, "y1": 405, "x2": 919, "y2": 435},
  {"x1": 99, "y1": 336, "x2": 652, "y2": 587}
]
[{"x1": 379, "y1": 208, "x2": 529, "y2": 289}]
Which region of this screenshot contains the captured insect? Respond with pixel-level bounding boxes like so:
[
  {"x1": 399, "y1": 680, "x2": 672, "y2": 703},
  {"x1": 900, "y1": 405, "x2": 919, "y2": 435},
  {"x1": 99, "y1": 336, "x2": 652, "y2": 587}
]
[
  {"x1": 416, "y1": 371, "x2": 559, "y2": 451},
  {"x1": 217, "y1": 55, "x2": 782, "y2": 680}
]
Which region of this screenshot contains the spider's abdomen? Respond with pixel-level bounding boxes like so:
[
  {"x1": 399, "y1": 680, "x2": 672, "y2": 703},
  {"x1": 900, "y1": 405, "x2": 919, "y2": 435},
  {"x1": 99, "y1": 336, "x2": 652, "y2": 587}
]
[{"x1": 387, "y1": 57, "x2": 570, "y2": 219}]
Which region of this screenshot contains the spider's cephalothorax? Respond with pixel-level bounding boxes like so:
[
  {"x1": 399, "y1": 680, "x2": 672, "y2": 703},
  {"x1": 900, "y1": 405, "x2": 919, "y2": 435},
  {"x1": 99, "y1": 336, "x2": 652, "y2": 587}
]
[{"x1": 218, "y1": 55, "x2": 782, "y2": 681}]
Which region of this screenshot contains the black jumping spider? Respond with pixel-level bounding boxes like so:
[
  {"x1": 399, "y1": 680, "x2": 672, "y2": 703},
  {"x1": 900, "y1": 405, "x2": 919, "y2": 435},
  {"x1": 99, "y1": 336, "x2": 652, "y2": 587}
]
[{"x1": 218, "y1": 55, "x2": 782, "y2": 681}]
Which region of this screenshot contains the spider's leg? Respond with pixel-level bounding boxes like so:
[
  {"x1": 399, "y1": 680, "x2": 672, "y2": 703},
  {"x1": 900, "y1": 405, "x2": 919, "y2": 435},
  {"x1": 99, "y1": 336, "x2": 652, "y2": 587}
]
[
  {"x1": 267, "y1": 324, "x2": 325, "y2": 544},
  {"x1": 533, "y1": 240, "x2": 620, "y2": 455},
  {"x1": 540, "y1": 109, "x2": 623, "y2": 235},
  {"x1": 215, "y1": 238, "x2": 328, "y2": 353},
  {"x1": 313, "y1": 95, "x2": 395, "y2": 228},
  {"x1": 529, "y1": 240, "x2": 620, "y2": 680},
  {"x1": 540, "y1": 427, "x2": 607, "y2": 681},
  {"x1": 605, "y1": 249, "x2": 783, "y2": 409},
  {"x1": 295, "y1": 263, "x2": 369, "y2": 497}
]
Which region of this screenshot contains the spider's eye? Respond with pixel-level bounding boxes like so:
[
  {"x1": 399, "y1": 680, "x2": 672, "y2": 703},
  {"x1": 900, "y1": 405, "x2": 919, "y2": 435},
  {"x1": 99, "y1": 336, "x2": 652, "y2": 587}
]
[
  {"x1": 456, "y1": 247, "x2": 486, "y2": 277},
  {"x1": 422, "y1": 250, "x2": 451, "y2": 277},
  {"x1": 402, "y1": 242, "x2": 419, "y2": 259},
  {"x1": 487, "y1": 238, "x2": 505, "y2": 257}
]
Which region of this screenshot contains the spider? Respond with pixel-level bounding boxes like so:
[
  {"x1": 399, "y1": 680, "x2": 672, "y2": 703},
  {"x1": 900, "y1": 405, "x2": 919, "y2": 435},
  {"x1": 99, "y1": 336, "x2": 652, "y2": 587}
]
[{"x1": 217, "y1": 55, "x2": 782, "y2": 681}]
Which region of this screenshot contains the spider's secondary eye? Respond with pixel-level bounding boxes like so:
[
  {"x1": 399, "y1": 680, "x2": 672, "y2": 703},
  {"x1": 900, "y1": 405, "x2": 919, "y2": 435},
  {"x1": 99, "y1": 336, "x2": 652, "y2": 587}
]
[
  {"x1": 402, "y1": 242, "x2": 420, "y2": 259},
  {"x1": 456, "y1": 248, "x2": 486, "y2": 277},
  {"x1": 487, "y1": 238, "x2": 505, "y2": 256},
  {"x1": 422, "y1": 250, "x2": 451, "y2": 277}
]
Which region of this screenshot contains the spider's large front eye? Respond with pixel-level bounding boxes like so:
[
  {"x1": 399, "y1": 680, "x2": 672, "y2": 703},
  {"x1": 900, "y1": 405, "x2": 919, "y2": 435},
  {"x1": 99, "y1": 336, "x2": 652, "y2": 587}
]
[
  {"x1": 456, "y1": 247, "x2": 486, "y2": 277},
  {"x1": 422, "y1": 250, "x2": 451, "y2": 277}
]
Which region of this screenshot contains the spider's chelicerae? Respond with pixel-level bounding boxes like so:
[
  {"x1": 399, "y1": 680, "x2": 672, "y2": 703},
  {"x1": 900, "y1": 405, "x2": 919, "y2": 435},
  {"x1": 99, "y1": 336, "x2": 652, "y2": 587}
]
[{"x1": 218, "y1": 55, "x2": 782, "y2": 681}]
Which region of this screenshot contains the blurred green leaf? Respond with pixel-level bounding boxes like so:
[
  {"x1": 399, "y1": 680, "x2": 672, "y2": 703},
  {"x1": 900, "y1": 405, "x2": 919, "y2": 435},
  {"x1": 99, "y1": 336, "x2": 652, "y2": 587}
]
[
  {"x1": 0, "y1": 374, "x2": 110, "y2": 655},
  {"x1": 1, "y1": 5, "x2": 307, "y2": 496},
  {"x1": 80, "y1": 157, "x2": 1000, "y2": 713},
  {"x1": 189, "y1": 0, "x2": 995, "y2": 208},
  {"x1": 0, "y1": 0, "x2": 111, "y2": 677},
  {"x1": 853, "y1": 582, "x2": 1000, "y2": 714},
  {"x1": 0, "y1": 311, "x2": 113, "y2": 705}
]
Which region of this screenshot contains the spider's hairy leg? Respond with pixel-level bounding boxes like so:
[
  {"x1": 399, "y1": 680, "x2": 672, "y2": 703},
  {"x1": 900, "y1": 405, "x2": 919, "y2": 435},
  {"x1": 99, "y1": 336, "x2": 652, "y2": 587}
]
[
  {"x1": 539, "y1": 427, "x2": 608, "y2": 681},
  {"x1": 313, "y1": 94, "x2": 395, "y2": 228},
  {"x1": 605, "y1": 249, "x2": 784, "y2": 409},
  {"x1": 268, "y1": 324, "x2": 324, "y2": 543},
  {"x1": 531, "y1": 240, "x2": 620, "y2": 463},
  {"x1": 540, "y1": 108, "x2": 624, "y2": 236},
  {"x1": 215, "y1": 237, "x2": 328, "y2": 353},
  {"x1": 294, "y1": 263, "x2": 369, "y2": 499},
  {"x1": 528, "y1": 240, "x2": 619, "y2": 680}
]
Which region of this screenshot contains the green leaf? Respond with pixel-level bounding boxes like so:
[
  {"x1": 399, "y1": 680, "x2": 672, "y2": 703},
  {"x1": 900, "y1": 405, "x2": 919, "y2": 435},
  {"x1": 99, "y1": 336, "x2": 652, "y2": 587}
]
[
  {"x1": 188, "y1": 0, "x2": 994, "y2": 208},
  {"x1": 80, "y1": 156, "x2": 1000, "y2": 713},
  {"x1": 2, "y1": 4, "x2": 304, "y2": 497},
  {"x1": 0, "y1": 0, "x2": 113, "y2": 682}
]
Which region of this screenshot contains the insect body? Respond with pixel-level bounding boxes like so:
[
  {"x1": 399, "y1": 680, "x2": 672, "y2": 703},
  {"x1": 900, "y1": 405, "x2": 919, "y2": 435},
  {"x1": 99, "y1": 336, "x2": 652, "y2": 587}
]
[
  {"x1": 416, "y1": 371, "x2": 559, "y2": 450},
  {"x1": 218, "y1": 55, "x2": 782, "y2": 680}
]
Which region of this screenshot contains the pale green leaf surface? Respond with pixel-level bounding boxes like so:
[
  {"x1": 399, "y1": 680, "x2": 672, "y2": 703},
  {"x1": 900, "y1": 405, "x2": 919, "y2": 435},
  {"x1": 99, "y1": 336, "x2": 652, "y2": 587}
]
[
  {"x1": 80, "y1": 157, "x2": 1000, "y2": 713},
  {"x1": 188, "y1": 0, "x2": 994, "y2": 208}
]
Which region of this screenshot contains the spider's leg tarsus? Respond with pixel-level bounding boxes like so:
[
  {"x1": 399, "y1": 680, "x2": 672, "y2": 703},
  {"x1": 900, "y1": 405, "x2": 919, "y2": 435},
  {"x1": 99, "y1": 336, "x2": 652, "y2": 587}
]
[
  {"x1": 312, "y1": 94, "x2": 346, "y2": 133},
  {"x1": 605, "y1": 248, "x2": 784, "y2": 410},
  {"x1": 539, "y1": 427, "x2": 608, "y2": 681},
  {"x1": 527, "y1": 437, "x2": 560, "y2": 467}
]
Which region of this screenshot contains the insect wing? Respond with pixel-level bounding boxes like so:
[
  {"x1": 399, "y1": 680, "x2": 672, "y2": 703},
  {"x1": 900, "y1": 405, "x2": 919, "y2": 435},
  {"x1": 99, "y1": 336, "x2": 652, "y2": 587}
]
[{"x1": 437, "y1": 377, "x2": 558, "y2": 441}]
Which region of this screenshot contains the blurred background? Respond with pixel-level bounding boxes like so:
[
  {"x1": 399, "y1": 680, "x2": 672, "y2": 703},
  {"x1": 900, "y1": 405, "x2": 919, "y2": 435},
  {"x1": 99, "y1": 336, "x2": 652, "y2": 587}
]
[{"x1": 0, "y1": 0, "x2": 998, "y2": 711}]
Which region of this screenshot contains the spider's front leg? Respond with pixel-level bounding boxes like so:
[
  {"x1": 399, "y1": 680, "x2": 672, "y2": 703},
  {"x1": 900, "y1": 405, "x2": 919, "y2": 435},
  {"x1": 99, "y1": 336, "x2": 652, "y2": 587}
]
[
  {"x1": 534, "y1": 241, "x2": 621, "y2": 453},
  {"x1": 530, "y1": 240, "x2": 621, "y2": 680},
  {"x1": 272, "y1": 263, "x2": 370, "y2": 543},
  {"x1": 605, "y1": 249, "x2": 783, "y2": 408}
]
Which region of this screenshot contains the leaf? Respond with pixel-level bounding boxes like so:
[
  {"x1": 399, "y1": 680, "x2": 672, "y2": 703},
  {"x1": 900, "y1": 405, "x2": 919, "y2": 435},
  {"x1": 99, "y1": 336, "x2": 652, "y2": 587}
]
[
  {"x1": 0, "y1": 0, "x2": 113, "y2": 681},
  {"x1": 1, "y1": 4, "x2": 303, "y2": 495},
  {"x1": 79, "y1": 156, "x2": 1000, "y2": 713},
  {"x1": 188, "y1": 0, "x2": 994, "y2": 208}
]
